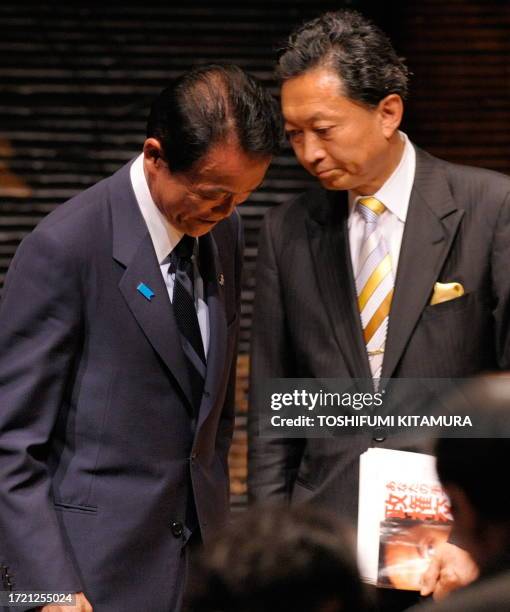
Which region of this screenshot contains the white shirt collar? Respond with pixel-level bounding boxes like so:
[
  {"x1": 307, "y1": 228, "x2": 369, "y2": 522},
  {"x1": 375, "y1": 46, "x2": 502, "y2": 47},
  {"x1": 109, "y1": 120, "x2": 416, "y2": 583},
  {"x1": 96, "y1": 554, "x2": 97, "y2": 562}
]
[
  {"x1": 129, "y1": 153, "x2": 183, "y2": 264},
  {"x1": 349, "y1": 131, "x2": 416, "y2": 223}
]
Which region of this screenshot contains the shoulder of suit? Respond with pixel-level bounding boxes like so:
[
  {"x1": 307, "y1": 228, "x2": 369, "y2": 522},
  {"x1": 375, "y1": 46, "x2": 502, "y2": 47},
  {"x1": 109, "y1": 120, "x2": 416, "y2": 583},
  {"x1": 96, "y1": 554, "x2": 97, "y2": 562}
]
[
  {"x1": 417, "y1": 148, "x2": 510, "y2": 202},
  {"x1": 18, "y1": 167, "x2": 123, "y2": 264},
  {"x1": 35, "y1": 172, "x2": 113, "y2": 237},
  {"x1": 264, "y1": 184, "x2": 329, "y2": 227}
]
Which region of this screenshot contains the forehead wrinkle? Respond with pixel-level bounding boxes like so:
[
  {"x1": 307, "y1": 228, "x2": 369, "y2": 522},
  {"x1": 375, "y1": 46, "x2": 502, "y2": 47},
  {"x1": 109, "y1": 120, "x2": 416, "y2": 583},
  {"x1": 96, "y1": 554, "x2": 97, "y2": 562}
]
[
  {"x1": 282, "y1": 66, "x2": 349, "y2": 117},
  {"x1": 188, "y1": 132, "x2": 242, "y2": 175},
  {"x1": 187, "y1": 148, "x2": 269, "y2": 195}
]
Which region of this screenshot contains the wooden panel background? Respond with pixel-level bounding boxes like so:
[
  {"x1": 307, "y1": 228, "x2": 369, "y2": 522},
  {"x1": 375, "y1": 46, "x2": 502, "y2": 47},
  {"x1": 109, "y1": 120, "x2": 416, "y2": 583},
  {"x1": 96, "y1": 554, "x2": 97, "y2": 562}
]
[
  {"x1": 1, "y1": 0, "x2": 509, "y2": 508},
  {"x1": 397, "y1": 0, "x2": 510, "y2": 171}
]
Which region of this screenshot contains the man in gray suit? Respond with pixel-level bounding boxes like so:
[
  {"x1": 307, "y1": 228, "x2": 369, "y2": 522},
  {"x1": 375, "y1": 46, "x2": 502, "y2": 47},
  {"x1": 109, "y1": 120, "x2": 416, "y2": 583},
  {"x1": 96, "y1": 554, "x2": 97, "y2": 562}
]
[
  {"x1": 248, "y1": 9, "x2": 510, "y2": 608},
  {"x1": 0, "y1": 64, "x2": 280, "y2": 611}
]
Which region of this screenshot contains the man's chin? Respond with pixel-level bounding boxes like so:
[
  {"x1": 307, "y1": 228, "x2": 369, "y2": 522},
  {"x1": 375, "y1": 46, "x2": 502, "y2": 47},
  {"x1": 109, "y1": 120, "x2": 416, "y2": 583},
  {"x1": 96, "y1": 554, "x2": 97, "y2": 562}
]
[
  {"x1": 318, "y1": 175, "x2": 351, "y2": 191},
  {"x1": 187, "y1": 221, "x2": 218, "y2": 237},
  {"x1": 313, "y1": 168, "x2": 351, "y2": 191}
]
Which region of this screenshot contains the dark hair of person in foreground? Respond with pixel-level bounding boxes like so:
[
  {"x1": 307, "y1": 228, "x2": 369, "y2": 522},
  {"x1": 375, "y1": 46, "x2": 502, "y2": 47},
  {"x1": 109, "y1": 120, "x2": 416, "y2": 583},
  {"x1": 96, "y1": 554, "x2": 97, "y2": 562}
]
[
  {"x1": 186, "y1": 505, "x2": 372, "y2": 612},
  {"x1": 435, "y1": 376, "x2": 510, "y2": 570}
]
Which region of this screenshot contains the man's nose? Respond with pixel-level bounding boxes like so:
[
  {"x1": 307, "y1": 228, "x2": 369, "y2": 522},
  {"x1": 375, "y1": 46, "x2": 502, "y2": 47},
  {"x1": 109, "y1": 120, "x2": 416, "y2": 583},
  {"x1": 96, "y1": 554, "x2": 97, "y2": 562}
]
[
  {"x1": 212, "y1": 195, "x2": 236, "y2": 217},
  {"x1": 301, "y1": 133, "x2": 325, "y2": 166}
]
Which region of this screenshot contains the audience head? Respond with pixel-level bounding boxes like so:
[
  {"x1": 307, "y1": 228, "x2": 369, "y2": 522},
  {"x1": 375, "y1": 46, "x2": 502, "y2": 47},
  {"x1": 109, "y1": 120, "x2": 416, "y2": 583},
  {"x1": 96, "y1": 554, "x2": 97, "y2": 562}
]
[
  {"x1": 436, "y1": 376, "x2": 510, "y2": 570},
  {"x1": 187, "y1": 505, "x2": 371, "y2": 612}
]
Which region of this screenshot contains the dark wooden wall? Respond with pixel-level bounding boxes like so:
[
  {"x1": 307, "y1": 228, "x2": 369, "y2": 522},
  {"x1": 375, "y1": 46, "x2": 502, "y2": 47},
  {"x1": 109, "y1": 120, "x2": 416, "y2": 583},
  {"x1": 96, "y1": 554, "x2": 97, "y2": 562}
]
[
  {"x1": 1, "y1": 1, "x2": 509, "y2": 507},
  {"x1": 0, "y1": 0, "x2": 333, "y2": 346},
  {"x1": 397, "y1": 0, "x2": 510, "y2": 172}
]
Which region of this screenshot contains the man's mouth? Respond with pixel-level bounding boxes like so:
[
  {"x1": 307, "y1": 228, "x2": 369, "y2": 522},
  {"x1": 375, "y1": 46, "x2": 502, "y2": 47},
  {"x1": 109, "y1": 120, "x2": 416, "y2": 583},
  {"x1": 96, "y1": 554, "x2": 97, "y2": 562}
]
[{"x1": 316, "y1": 168, "x2": 336, "y2": 178}]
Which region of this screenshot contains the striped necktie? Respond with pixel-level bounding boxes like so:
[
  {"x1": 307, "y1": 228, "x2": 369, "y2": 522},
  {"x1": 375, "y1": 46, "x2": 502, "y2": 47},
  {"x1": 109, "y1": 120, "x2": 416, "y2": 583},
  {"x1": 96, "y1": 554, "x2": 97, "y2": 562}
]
[
  {"x1": 170, "y1": 235, "x2": 206, "y2": 412},
  {"x1": 355, "y1": 197, "x2": 394, "y2": 379}
]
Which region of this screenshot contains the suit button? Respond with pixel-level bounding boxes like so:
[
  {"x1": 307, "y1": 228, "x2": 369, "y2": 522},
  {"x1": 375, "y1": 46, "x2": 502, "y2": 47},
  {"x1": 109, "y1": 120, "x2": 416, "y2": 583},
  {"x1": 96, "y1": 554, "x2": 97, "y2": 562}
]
[
  {"x1": 170, "y1": 521, "x2": 184, "y2": 538},
  {"x1": 203, "y1": 390, "x2": 210, "y2": 398},
  {"x1": 372, "y1": 427, "x2": 386, "y2": 443},
  {"x1": 191, "y1": 451, "x2": 198, "y2": 460}
]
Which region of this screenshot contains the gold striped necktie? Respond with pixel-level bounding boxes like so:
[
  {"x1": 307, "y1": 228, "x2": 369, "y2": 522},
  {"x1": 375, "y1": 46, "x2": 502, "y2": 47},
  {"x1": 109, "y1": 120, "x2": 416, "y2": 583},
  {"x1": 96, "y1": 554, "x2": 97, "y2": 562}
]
[{"x1": 355, "y1": 196, "x2": 394, "y2": 379}]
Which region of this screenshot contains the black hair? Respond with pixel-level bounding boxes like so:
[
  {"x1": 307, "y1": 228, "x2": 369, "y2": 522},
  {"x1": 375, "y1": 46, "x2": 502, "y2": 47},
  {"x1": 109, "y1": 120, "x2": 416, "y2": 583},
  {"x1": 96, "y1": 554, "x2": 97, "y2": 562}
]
[
  {"x1": 187, "y1": 505, "x2": 372, "y2": 612},
  {"x1": 146, "y1": 64, "x2": 281, "y2": 173},
  {"x1": 435, "y1": 377, "x2": 510, "y2": 523},
  {"x1": 277, "y1": 10, "x2": 409, "y2": 106}
]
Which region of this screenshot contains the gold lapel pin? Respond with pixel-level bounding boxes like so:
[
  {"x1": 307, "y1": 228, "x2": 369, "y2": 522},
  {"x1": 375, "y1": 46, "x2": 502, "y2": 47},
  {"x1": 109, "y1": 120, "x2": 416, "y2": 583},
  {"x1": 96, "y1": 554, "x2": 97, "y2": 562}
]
[{"x1": 218, "y1": 273, "x2": 225, "y2": 287}]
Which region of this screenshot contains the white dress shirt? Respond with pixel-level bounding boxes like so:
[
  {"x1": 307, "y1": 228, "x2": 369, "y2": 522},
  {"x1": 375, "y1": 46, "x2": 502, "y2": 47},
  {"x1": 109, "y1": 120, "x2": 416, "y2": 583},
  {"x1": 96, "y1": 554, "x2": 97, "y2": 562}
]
[
  {"x1": 348, "y1": 132, "x2": 416, "y2": 279},
  {"x1": 130, "y1": 153, "x2": 210, "y2": 357}
]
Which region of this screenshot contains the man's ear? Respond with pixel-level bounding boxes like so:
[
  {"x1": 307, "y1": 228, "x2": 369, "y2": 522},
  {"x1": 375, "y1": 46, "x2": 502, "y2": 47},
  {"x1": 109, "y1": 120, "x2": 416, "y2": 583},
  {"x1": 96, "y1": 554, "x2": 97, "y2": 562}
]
[
  {"x1": 143, "y1": 138, "x2": 165, "y2": 173},
  {"x1": 377, "y1": 94, "x2": 403, "y2": 139}
]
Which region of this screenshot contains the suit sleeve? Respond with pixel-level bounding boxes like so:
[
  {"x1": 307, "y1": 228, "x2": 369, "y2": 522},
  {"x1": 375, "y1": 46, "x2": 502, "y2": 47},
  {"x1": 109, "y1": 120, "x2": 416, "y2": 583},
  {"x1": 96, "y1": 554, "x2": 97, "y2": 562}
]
[
  {"x1": 247, "y1": 210, "x2": 305, "y2": 503},
  {"x1": 0, "y1": 229, "x2": 84, "y2": 593},
  {"x1": 492, "y1": 192, "x2": 510, "y2": 369}
]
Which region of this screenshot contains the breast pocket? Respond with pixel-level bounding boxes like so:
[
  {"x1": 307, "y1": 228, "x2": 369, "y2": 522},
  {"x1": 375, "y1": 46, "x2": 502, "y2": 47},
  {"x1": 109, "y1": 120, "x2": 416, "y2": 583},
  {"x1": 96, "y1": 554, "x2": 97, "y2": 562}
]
[
  {"x1": 421, "y1": 292, "x2": 472, "y2": 319},
  {"x1": 411, "y1": 290, "x2": 494, "y2": 375}
]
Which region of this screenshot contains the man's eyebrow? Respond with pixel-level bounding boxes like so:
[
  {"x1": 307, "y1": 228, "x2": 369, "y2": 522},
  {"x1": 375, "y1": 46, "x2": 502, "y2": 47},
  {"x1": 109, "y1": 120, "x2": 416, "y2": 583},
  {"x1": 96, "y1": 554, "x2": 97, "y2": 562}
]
[
  {"x1": 308, "y1": 112, "x2": 330, "y2": 121},
  {"x1": 197, "y1": 186, "x2": 230, "y2": 194},
  {"x1": 199, "y1": 179, "x2": 266, "y2": 195},
  {"x1": 285, "y1": 113, "x2": 331, "y2": 127}
]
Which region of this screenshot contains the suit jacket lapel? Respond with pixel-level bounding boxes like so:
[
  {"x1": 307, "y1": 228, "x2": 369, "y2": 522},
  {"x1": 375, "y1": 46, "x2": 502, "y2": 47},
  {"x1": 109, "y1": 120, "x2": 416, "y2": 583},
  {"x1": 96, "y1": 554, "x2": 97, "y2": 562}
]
[
  {"x1": 109, "y1": 161, "x2": 194, "y2": 407},
  {"x1": 382, "y1": 149, "x2": 464, "y2": 378},
  {"x1": 196, "y1": 231, "x2": 227, "y2": 430},
  {"x1": 306, "y1": 189, "x2": 371, "y2": 378}
]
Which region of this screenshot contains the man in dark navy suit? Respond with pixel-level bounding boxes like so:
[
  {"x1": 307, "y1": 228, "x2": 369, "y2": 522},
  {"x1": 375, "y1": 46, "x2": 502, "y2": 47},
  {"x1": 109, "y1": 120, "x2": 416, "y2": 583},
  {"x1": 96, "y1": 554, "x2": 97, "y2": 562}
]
[{"x1": 0, "y1": 64, "x2": 280, "y2": 611}]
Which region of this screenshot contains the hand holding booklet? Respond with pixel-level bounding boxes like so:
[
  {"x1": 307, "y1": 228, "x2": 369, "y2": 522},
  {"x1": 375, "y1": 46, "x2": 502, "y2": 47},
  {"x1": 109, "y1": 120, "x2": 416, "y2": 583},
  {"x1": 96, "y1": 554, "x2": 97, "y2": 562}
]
[{"x1": 357, "y1": 448, "x2": 452, "y2": 591}]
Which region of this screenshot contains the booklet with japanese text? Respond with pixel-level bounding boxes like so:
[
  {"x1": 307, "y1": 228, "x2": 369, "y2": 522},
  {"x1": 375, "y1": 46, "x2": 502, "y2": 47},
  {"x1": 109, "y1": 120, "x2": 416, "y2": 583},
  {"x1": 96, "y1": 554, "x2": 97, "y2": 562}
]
[{"x1": 357, "y1": 447, "x2": 453, "y2": 590}]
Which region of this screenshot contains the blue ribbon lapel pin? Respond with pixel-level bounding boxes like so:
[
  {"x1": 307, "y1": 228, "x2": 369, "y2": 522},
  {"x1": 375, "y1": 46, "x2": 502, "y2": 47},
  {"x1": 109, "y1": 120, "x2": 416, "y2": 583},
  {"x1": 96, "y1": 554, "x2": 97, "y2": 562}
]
[{"x1": 137, "y1": 283, "x2": 155, "y2": 301}]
